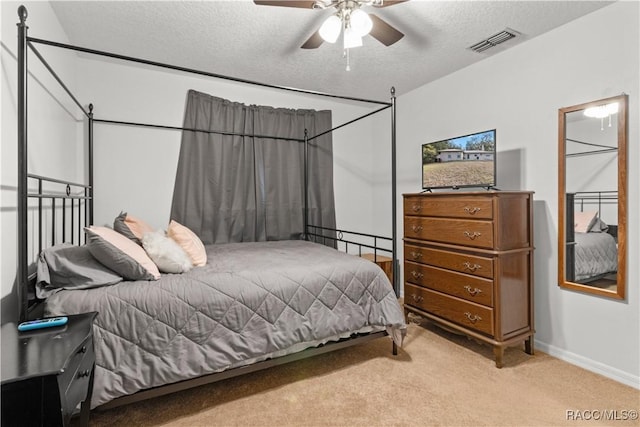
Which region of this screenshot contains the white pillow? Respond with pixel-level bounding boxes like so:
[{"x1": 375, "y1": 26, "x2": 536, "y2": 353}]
[{"x1": 142, "y1": 230, "x2": 193, "y2": 274}]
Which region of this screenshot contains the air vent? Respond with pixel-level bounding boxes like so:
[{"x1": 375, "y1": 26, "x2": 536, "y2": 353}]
[{"x1": 468, "y1": 29, "x2": 518, "y2": 53}]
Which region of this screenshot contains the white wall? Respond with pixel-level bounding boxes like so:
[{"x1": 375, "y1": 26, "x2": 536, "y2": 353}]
[
  {"x1": 379, "y1": 1, "x2": 639, "y2": 387},
  {"x1": 1, "y1": 1, "x2": 83, "y2": 323}
]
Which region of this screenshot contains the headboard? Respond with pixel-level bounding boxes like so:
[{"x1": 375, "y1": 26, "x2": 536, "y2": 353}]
[
  {"x1": 565, "y1": 190, "x2": 618, "y2": 282},
  {"x1": 22, "y1": 174, "x2": 92, "y2": 319}
]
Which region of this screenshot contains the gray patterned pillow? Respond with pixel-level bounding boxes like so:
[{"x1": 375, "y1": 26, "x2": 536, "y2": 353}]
[{"x1": 86, "y1": 226, "x2": 160, "y2": 281}]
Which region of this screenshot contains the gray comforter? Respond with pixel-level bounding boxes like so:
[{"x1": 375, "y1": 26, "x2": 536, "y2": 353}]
[
  {"x1": 44, "y1": 240, "x2": 406, "y2": 408},
  {"x1": 574, "y1": 232, "x2": 618, "y2": 281}
]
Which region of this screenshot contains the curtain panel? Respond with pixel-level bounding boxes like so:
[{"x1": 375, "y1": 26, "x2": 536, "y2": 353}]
[{"x1": 171, "y1": 90, "x2": 336, "y2": 245}]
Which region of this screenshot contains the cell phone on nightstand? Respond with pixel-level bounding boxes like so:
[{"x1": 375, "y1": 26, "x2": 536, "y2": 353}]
[{"x1": 17, "y1": 316, "x2": 68, "y2": 332}]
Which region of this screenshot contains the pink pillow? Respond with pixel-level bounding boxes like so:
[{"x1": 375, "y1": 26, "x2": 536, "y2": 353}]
[
  {"x1": 574, "y1": 211, "x2": 598, "y2": 233},
  {"x1": 113, "y1": 212, "x2": 154, "y2": 245},
  {"x1": 85, "y1": 226, "x2": 160, "y2": 281},
  {"x1": 167, "y1": 220, "x2": 207, "y2": 267}
]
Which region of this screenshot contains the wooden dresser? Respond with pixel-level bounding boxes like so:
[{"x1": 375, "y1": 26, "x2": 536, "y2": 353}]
[{"x1": 403, "y1": 191, "x2": 534, "y2": 367}]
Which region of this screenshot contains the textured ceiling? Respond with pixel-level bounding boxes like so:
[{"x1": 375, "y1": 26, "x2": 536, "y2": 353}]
[{"x1": 47, "y1": 0, "x2": 612, "y2": 102}]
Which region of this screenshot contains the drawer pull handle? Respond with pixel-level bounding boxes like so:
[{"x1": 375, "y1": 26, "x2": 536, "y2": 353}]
[
  {"x1": 464, "y1": 206, "x2": 482, "y2": 215},
  {"x1": 463, "y1": 231, "x2": 481, "y2": 240},
  {"x1": 410, "y1": 251, "x2": 423, "y2": 260},
  {"x1": 463, "y1": 285, "x2": 483, "y2": 297},
  {"x1": 462, "y1": 262, "x2": 481, "y2": 272},
  {"x1": 411, "y1": 225, "x2": 423, "y2": 233},
  {"x1": 464, "y1": 312, "x2": 482, "y2": 323},
  {"x1": 411, "y1": 204, "x2": 422, "y2": 212},
  {"x1": 77, "y1": 369, "x2": 91, "y2": 379},
  {"x1": 411, "y1": 294, "x2": 424, "y2": 303},
  {"x1": 410, "y1": 271, "x2": 424, "y2": 280}
]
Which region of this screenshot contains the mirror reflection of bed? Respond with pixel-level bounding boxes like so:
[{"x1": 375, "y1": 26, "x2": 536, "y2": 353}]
[
  {"x1": 566, "y1": 191, "x2": 618, "y2": 290},
  {"x1": 559, "y1": 93, "x2": 626, "y2": 300}
]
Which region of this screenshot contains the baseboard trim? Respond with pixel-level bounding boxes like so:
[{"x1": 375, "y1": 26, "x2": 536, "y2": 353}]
[{"x1": 534, "y1": 339, "x2": 639, "y2": 390}]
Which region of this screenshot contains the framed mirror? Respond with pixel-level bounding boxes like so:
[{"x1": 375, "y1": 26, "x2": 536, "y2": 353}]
[{"x1": 558, "y1": 94, "x2": 627, "y2": 299}]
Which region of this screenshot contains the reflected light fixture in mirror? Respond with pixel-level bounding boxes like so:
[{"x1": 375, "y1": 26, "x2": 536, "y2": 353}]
[
  {"x1": 558, "y1": 94, "x2": 628, "y2": 300},
  {"x1": 584, "y1": 102, "x2": 619, "y2": 130}
]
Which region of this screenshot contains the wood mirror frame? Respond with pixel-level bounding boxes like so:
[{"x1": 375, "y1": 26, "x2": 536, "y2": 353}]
[{"x1": 558, "y1": 94, "x2": 627, "y2": 299}]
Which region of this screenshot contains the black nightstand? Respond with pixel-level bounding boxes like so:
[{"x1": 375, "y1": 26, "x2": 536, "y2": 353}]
[{"x1": 1, "y1": 312, "x2": 97, "y2": 427}]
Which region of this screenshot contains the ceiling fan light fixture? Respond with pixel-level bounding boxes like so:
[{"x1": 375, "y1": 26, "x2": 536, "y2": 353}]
[
  {"x1": 312, "y1": 0, "x2": 333, "y2": 9},
  {"x1": 350, "y1": 9, "x2": 373, "y2": 37},
  {"x1": 343, "y1": 26, "x2": 363, "y2": 49},
  {"x1": 319, "y1": 15, "x2": 341, "y2": 43}
]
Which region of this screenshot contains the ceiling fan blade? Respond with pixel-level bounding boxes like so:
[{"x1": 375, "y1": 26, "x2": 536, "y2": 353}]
[
  {"x1": 301, "y1": 31, "x2": 324, "y2": 49},
  {"x1": 372, "y1": 0, "x2": 408, "y2": 7},
  {"x1": 368, "y1": 14, "x2": 404, "y2": 46},
  {"x1": 253, "y1": 0, "x2": 318, "y2": 8}
]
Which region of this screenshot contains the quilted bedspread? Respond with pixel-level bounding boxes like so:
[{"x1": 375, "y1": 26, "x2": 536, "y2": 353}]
[
  {"x1": 44, "y1": 240, "x2": 406, "y2": 408},
  {"x1": 574, "y1": 232, "x2": 618, "y2": 281}
]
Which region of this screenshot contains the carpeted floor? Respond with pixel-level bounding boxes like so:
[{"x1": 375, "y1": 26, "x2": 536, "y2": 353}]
[{"x1": 84, "y1": 318, "x2": 640, "y2": 426}]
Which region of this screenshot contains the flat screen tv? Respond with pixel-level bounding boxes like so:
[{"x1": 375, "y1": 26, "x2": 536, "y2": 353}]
[{"x1": 422, "y1": 129, "x2": 496, "y2": 190}]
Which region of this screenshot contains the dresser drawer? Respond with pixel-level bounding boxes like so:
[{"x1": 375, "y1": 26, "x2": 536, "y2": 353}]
[
  {"x1": 404, "y1": 197, "x2": 493, "y2": 219},
  {"x1": 404, "y1": 244, "x2": 494, "y2": 279},
  {"x1": 404, "y1": 261, "x2": 493, "y2": 306},
  {"x1": 404, "y1": 217, "x2": 494, "y2": 249},
  {"x1": 405, "y1": 284, "x2": 494, "y2": 335}
]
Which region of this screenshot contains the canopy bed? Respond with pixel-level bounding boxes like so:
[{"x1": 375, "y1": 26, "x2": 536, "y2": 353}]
[{"x1": 15, "y1": 5, "x2": 405, "y2": 411}]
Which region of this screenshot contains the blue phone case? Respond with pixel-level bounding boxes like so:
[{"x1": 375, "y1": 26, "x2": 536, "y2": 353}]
[{"x1": 18, "y1": 316, "x2": 68, "y2": 332}]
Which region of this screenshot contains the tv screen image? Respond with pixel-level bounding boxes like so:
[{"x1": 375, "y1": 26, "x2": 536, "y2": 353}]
[{"x1": 422, "y1": 129, "x2": 496, "y2": 190}]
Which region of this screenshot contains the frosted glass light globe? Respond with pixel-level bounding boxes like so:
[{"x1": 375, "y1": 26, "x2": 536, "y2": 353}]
[
  {"x1": 350, "y1": 9, "x2": 373, "y2": 37},
  {"x1": 319, "y1": 15, "x2": 341, "y2": 43}
]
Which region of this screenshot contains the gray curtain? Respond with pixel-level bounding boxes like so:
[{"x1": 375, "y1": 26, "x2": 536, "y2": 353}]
[{"x1": 170, "y1": 90, "x2": 336, "y2": 245}]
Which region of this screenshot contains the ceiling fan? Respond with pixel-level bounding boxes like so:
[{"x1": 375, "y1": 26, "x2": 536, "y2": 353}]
[{"x1": 254, "y1": 0, "x2": 407, "y2": 50}]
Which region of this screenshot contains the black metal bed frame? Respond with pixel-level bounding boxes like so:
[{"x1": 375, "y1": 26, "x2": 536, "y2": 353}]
[
  {"x1": 307, "y1": 225, "x2": 393, "y2": 258},
  {"x1": 565, "y1": 138, "x2": 618, "y2": 158},
  {"x1": 565, "y1": 190, "x2": 618, "y2": 282},
  {"x1": 569, "y1": 190, "x2": 618, "y2": 213},
  {"x1": 27, "y1": 174, "x2": 91, "y2": 248},
  {"x1": 16, "y1": 5, "x2": 399, "y2": 409}
]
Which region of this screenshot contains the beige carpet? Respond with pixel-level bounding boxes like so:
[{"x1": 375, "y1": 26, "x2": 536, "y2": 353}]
[{"x1": 85, "y1": 319, "x2": 640, "y2": 427}]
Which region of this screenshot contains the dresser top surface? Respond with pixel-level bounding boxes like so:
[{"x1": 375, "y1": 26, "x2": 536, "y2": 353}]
[{"x1": 404, "y1": 190, "x2": 533, "y2": 197}]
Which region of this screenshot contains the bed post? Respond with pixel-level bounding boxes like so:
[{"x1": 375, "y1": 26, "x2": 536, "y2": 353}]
[
  {"x1": 17, "y1": 5, "x2": 29, "y2": 322},
  {"x1": 391, "y1": 87, "x2": 398, "y2": 356},
  {"x1": 88, "y1": 103, "x2": 94, "y2": 229},
  {"x1": 303, "y1": 128, "x2": 309, "y2": 240},
  {"x1": 390, "y1": 87, "x2": 398, "y2": 297}
]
